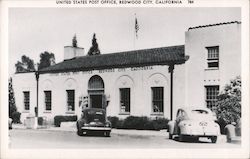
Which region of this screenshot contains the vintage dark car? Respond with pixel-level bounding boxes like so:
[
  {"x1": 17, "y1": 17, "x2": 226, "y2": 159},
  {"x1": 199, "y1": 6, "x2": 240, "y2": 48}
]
[{"x1": 76, "y1": 108, "x2": 112, "y2": 137}]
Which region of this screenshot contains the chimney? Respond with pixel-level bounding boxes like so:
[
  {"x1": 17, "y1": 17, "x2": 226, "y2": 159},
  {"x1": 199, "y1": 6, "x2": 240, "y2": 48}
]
[
  {"x1": 64, "y1": 35, "x2": 84, "y2": 60},
  {"x1": 64, "y1": 46, "x2": 84, "y2": 60}
]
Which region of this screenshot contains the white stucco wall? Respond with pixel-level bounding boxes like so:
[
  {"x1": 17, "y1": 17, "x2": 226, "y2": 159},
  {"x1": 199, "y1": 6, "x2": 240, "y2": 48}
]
[
  {"x1": 185, "y1": 23, "x2": 241, "y2": 107},
  {"x1": 12, "y1": 64, "x2": 185, "y2": 123},
  {"x1": 12, "y1": 72, "x2": 37, "y2": 122}
]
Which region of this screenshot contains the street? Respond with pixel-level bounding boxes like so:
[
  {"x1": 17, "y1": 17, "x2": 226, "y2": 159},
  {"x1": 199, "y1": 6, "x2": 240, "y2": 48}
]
[{"x1": 9, "y1": 129, "x2": 240, "y2": 149}]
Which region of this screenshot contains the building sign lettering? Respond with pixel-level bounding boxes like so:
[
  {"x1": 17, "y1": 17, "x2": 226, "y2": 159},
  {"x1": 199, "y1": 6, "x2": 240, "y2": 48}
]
[{"x1": 49, "y1": 66, "x2": 154, "y2": 76}]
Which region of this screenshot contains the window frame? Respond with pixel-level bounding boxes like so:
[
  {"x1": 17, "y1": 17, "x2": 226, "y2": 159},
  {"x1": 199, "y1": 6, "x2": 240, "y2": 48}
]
[
  {"x1": 66, "y1": 90, "x2": 75, "y2": 112},
  {"x1": 23, "y1": 91, "x2": 30, "y2": 111},
  {"x1": 205, "y1": 85, "x2": 219, "y2": 111},
  {"x1": 206, "y1": 46, "x2": 219, "y2": 69},
  {"x1": 151, "y1": 87, "x2": 164, "y2": 114},
  {"x1": 119, "y1": 88, "x2": 131, "y2": 114},
  {"x1": 44, "y1": 90, "x2": 52, "y2": 111}
]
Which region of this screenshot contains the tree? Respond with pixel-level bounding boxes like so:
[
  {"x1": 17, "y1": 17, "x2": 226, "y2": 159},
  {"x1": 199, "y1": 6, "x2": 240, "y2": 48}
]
[
  {"x1": 72, "y1": 34, "x2": 77, "y2": 47},
  {"x1": 9, "y1": 77, "x2": 21, "y2": 123},
  {"x1": 215, "y1": 76, "x2": 241, "y2": 125},
  {"x1": 9, "y1": 78, "x2": 16, "y2": 117},
  {"x1": 88, "y1": 33, "x2": 101, "y2": 56},
  {"x1": 38, "y1": 51, "x2": 55, "y2": 70},
  {"x1": 15, "y1": 55, "x2": 35, "y2": 73}
]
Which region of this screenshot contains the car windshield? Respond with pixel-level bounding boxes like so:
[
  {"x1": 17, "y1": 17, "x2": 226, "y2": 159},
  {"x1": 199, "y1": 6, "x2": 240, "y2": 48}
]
[
  {"x1": 188, "y1": 109, "x2": 214, "y2": 120},
  {"x1": 192, "y1": 109, "x2": 209, "y2": 114},
  {"x1": 85, "y1": 109, "x2": 106, "y2": 123}
]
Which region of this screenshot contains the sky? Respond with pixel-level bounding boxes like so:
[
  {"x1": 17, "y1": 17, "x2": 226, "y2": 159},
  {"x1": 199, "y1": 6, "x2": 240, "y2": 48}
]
[{"x1": 9, "y1": 7, "x2": 241, "y2": 76}]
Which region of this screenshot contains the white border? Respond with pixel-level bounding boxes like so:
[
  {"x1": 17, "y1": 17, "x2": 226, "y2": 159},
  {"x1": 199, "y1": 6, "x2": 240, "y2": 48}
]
[{"x1": 1, "y1": 0, "x2": 249, "y2": 159}]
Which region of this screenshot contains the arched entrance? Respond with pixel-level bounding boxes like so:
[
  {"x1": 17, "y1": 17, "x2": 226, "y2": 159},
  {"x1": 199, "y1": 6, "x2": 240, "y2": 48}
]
[{"x1": 88, "y1": 75, "x2": 105, "y2": 108}]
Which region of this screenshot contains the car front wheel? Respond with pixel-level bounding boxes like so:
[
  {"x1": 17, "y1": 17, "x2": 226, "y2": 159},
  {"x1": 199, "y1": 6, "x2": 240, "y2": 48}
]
[
  {"x1": 77, "y1": 124, "x2": 84, "y2": 136},
  {"x1": 169, "y1": 133, "x2": 173, "y2": 139}
]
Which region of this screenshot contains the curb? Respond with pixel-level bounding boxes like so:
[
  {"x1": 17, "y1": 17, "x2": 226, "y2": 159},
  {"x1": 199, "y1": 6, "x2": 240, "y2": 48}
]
[{"x1": 12, "y1": 124, "x2": 167, "y2": 137}]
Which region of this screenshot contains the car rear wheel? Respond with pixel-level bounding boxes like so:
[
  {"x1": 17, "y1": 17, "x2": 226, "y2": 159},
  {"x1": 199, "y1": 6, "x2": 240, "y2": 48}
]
[
  {"x1": 169, "y1": 133, "x2": 173, "y2": 139},
  {"x1": 179, "y1": 135, "x2": 184, "y2": 142},
  {"x1": 211, "y1": 136, "x2": 217, "y2": 143},
  {"x1": 104, "y1": 131, "x2": 110, "y2": 137}
]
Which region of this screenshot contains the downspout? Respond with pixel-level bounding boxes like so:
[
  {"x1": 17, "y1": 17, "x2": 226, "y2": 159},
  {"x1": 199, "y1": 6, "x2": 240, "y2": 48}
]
[
  {"x1": 35, "y1": 71, "x2": 39, "y2": 117},
  {"x1": 168, "y1": 64, "x2": 174, "y2": 121}
]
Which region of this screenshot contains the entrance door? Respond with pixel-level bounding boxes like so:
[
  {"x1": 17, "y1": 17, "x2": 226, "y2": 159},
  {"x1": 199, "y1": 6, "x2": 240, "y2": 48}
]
[
  {"x1": 88, "y1": 75, "x2": 105, "y2": 109},
  {"x1": 90, "y1": 95, "x2": 103, "y2": 108}
]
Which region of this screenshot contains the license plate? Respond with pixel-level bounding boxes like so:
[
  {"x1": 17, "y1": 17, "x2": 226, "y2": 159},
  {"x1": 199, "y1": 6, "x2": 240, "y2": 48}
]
[{"x1": 199, "y1": 122, "x2": 208, "y2": 126}]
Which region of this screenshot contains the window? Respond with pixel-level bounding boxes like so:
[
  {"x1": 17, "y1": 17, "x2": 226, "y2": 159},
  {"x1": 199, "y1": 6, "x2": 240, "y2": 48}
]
[
  {"x1": 67, "y1": 90, "x2": 75, "y2": 111},
  {"x1": 206, "y1": 46, "x2": 219, "y2": 68},
  {"x1": 23, "y1": 91, "x2": 30, "y2": 111},
  {"x1": 44, "y1": 91, "x2": 52, "y2": 111},
  {"x1": 120, "y1": 88, "x2": 130, "y2": 113},
  {"x1": 152, "y1": 87, "x2": 164, "y2": 113},
  {"x1": 205, "y1": 86, "x2": 219, "y2": 111}
]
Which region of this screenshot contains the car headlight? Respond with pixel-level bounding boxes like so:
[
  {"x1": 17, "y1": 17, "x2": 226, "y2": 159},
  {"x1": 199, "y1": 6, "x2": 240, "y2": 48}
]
[
  {"x1": 105, "y1": 122, "x2": 111, "y2": 127},
  {"x1": 183, "y1": 123, "x2": 192, "y2": 126}
]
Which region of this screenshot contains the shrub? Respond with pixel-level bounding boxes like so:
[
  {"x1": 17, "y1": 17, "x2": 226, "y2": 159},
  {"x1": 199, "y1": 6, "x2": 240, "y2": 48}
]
[
  {"x1": 123, "y1": 116, "x2": 149, "y2": 129},
  {"x1": 107, "y1": 116, "x2": 119, "y2": 128},
  {"x1": 38, "y1": 117, "x2": 44, "y2": 125},
  {"x1": 216, "y1": 118, "x2": 227, "y2": 134},
  {"x1": 54, "y1": 115, "x2": 77, "y2": 127},
  {"x1": 11, "y1": 111, "x2": 21, "y2": 123},
  {"x1": 107, "y1": 116, "x2": 169, "y2": 131},
  {"x1": 154, "y1": 118, "x2": 169, "y2": 129},
  {"x1": 215, "y1": 76, "x2": 241, "y2": 134}
]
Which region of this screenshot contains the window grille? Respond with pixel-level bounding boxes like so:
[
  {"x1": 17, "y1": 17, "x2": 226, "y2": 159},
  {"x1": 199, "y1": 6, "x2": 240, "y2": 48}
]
[
  {"x1": 205, "y1": 86, "x2": 219, "y2": 111},
  {"x1": 44, "y1": 91, "x2": 52, "y2": 111},
  {"x1": 67, "y1": 90, "x2": 75, "y2": 111},
  {"x1": 152, "y1": 87, "x2": 164, "y2": 113},
  {"x1": 206, "y1": 46, "x2": 219, "y2": 68},
  {"x1": 120, "y1": 88, "x2": 130, "y2": 113},
  {"x1": 23, "y1": 91, "x2": 30, "y2": 110}
]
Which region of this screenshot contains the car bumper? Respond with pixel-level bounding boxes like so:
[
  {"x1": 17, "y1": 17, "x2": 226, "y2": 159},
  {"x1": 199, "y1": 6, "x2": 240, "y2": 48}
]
[
  {"x1": 81, "y1": 126, "x2": 111, "y2": 131},
  {"x1": 181, "y1": 129, "x2": 220, "y2": 136}
]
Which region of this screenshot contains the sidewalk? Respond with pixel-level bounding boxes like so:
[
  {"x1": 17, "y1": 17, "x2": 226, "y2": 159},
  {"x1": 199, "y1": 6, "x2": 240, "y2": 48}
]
[
  {"x1": 12, "y1": 123, "x2": 228, "y2": 142},
  {"x1": 12, "y1": 123, "x2": 168, "y2": 137}
]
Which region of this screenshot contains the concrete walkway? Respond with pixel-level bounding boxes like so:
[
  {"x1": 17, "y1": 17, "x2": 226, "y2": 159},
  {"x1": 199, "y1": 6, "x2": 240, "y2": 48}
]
[
  {"x1": 12, "y1": 123, "x2": 168, "y2": 137},
  {"x1": 11, "y1": 122, "x2": 230, "y2": 143}
]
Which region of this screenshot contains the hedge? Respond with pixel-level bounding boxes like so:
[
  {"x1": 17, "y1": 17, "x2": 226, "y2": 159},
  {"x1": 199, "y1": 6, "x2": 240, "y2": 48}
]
[
  {"x1": 38, "y1": 117, "x2": 44, "y2": 125},
  {"x1": 54, "y1": 115, "x2": 77, "y2": 127},
  {"x1": 107, "y1": 116, "x2": 169, "y2": 131},
  {"x1": 11, "y1": 111, "x2": 21, "y2": 123}
]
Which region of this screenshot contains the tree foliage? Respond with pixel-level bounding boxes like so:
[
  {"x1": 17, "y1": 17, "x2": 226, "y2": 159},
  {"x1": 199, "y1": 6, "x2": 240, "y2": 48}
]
[
  {"x1": 9, "y1": 78, "x2": 21, "y2": 123},
  {"x1": 88, "y1": 33, "x2": 101, "y2": 56},
  {"x1": 38, "y1": 51, "x2": 55, "y2": 70},
  {"x1": 9, "y1": 78, "x2": 16, "y2": 117},
  {"x1": 215, "y1": 76, "x2": 241, "y2": 125},
  {"x1": 72, "y1": 34, "x2": 77, "y2": 47},
  {"x1": 15, "y1": 55, "x2": 35, "y2": 73}
]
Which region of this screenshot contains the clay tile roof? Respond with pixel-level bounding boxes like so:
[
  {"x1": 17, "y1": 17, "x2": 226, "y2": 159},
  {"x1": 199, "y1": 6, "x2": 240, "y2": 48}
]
[
  {"x1": 188, "y1": 21, "x2": 241, "y2": 31},
  {"x1": 39, "y1": 45, "x2": 187, "y2": 74}
]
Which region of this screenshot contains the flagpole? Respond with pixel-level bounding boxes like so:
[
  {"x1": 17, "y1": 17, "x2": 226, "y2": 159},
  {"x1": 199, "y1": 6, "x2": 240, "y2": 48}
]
[{"x1": 134, "y1": 13, "x2": 136, "y2": 50}]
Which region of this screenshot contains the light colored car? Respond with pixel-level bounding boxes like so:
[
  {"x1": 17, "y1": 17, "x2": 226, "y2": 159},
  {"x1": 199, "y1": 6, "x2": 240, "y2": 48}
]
[
  {"x1": 168, "y1": 107, "x2": 220, "y2": 143},
  {"x1": 76, "y1": 108, "x2": 112, "y2": 137}
]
